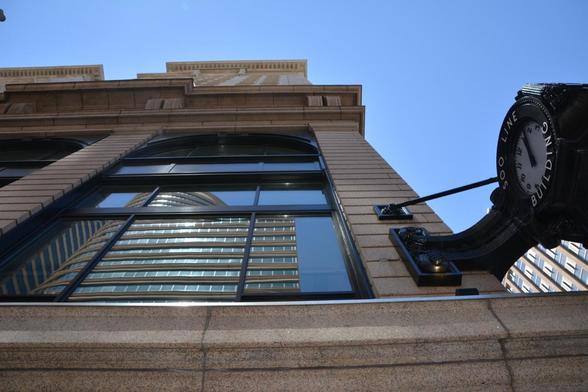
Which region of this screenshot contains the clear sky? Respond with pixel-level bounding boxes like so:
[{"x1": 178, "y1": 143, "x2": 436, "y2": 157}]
[{"x1": 1, "y1": 0, "x2": 587, "y2": 232}]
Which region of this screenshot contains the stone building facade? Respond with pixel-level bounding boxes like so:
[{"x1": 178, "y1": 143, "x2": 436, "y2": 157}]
[{"x1": 0, "y1": 60, "x2": 586, "y2": 390}]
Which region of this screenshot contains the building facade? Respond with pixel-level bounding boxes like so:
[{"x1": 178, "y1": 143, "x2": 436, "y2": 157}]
[
  {"x1": 504, "y1": 241, "x2": 588, "y2": 293},
  {"x1": 0, "y1": 61, "x2": 587, "y2": 390}
]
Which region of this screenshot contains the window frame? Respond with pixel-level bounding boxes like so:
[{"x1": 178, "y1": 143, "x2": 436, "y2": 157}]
[{"x1": 0, "y1": 133, "x2": 372, "y2": 302}]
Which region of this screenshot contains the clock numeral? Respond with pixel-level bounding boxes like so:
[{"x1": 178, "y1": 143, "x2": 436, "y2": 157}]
[
  {"x1": 526, "y1": 184, "x2": 532, "y2": 190},
  {"x1": 516, "y1": 147, "x2": 522, "y2": 156},
  {"x1": 516, "y1": 162, "x2": 522, "y2": 169},
  {"x1": 520, "y1": 174, "x2": 526, "y2": 182}
]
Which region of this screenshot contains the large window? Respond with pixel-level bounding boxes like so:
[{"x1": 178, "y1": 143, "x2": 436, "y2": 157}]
[
  {"x1": 0, "y1": 134, "x2": 368, "y2": 302},
  {"x1": 0, "y1": 138, "x2": 92, "y2": 187}
]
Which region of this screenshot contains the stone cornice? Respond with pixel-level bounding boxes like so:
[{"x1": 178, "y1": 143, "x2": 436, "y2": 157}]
[
  {"x1": 0, "y1": 120, "x2": 360, "y2": 139},
  {"x1": 0, "y1": 108, "x2": 365, "y2": 137},
  {"x1": 166, "y1": 60, "x2": 308, "y2": 77},
  {"x1": 0, "y1": 65, "x2": 104, "y2": 80},
  {"x1": 3, "y1": 79, "x2": 357, "y2": 96}
]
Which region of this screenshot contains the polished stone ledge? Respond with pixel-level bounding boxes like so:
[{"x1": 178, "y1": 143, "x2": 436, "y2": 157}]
[{"x1": 0, "y1": 293, "x2": 587, "y2": 391}]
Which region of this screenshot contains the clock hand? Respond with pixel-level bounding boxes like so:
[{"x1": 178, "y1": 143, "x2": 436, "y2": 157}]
[{"x1": 521, "y1": 130, "x2": 537, "y2": 167}]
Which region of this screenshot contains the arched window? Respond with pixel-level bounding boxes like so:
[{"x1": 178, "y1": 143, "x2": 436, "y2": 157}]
[
  {"x1": 131, "y1": 134, "x2": 318, "y2": 158},
  {"x1": 0, "y1": 138, "x2": 87, "y2": 187},
  {"x1": 0, "y1": 134, "x2": 368, "y2": 302},
  {"x1": 114, "y1": 134, "x2": 321, "y2": 175}
]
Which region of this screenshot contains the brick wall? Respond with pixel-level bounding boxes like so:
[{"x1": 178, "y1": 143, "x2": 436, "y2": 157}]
[{"x1": 315, "y1": 128, "x2": 504, "y2": 296}]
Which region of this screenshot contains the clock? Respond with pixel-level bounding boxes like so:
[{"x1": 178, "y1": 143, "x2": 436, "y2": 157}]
[
  {"x1": 392, "y1": 84, "x2": 588, "y2": 285},
  {"x1": 496, "y1": 95, "x2": 557, "y2": 209}
]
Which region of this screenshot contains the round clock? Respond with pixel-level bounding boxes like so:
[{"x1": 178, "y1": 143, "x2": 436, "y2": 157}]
[{"x1": 496, "y1": 96, "x2": 557, "y2": 209}]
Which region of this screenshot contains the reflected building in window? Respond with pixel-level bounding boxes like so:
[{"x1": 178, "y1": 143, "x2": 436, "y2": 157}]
[
  {"x1": 0, "y1": 220, "x2": 121, "y2": 296},
  {"x1": 0, "y1": 178, "x2": 352, "y2": 301},
  {"x1": 0, "y1": 212, "x2": 353, "y2": 301}
]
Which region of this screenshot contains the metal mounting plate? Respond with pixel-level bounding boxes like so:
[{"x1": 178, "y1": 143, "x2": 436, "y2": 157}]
[
  {"x1": 374, "y1": 205, "x2": 413, "y2": 220},
  {"x1": 389, "y1": 228, "x2": 462, "y2": 286}
]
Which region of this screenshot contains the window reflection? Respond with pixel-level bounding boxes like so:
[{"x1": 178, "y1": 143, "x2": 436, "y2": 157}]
[
  {"x1": 114, "y1": 162, "x2": 321, "y2": 175},
  {"x1": 132, "y1": 137, "x2": 318, "y2": 158},
  {"x1": 258, "y1": 189, "x2": 327, "y2": 205},
  {"x1": 114, "y1": 164, "x2": 174, "y2": 175},
  {"x1": 0, "y1": 132, "x2": 361, "y2": 302},
  {"x1": 262, "y1": 162, "x2": 320, "y2": 171},
  {"x1": 81, "y1": 189, "x2": 153, "y2": 208},
  {"x1": 0, "y1": 220, "x2": 124, "y2": 296},
  {"x1": 81, "y1": 185, "x2": 328, "y2": 208},
  {"x1": 171, "y1": 163, "x2": 263, "y2": 173},
  {"x1": 149, "y1": 188, "x2": 256, "y2": 207},
  {"x1": 0, "y1": 167, "x2": 43, "y2": 178},
  {"x1": 70, "y1": 217, "x2": 249, "y2": 301},
  {"x1": 244, "y1": 215, "x2": 351, "y2": 295}
]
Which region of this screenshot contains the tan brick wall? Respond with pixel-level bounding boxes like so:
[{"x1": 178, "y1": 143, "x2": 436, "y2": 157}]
[
  {"x1": 314, "y1": 128, "x2": 504, "y2": 296},
  {"x1": 0, "y1": 131, "x2": 155, "y2": 236}
]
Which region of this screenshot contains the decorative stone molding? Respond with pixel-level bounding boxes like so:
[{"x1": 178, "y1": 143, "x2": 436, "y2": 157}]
[
  {"x1": 306, "y1": 95, "x2": 323, "y2": 107},
  {"x1": 3, "y1": 103, "x2": 34, "y2": 114},
  {"x1": 167, "y1": 60, "x2": 307, "y2": 77},
  {"x1": 323, "y1": 96, "x2": 342, "y2": 107},
  {"x1": 0, "y1": 65, "x2": 104, "y2": 80}
]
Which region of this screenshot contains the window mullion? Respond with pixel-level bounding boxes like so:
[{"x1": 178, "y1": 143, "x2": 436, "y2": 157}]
[
  {"x1": 141, "y1": 186, "x2": 161, "y2": 207},
  {"x1": 55, "y1": 215, "x2": 136, "y2": 302},
  {"x1": 236, "y1": 212, "x2": 256, "y2": 301},
  {"x1": 254, "y1": 185, "x2": 261, "y2": 206}
]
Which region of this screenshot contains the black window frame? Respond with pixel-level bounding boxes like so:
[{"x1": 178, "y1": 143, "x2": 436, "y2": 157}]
[{"x1": 0, "y1": 133, "x2": 372, "y2": 302}]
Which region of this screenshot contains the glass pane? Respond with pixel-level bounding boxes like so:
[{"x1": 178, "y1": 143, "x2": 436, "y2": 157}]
[
  {"x1": 170, "y1": 162, "x2": 320, "y2": 174},
  {"x1": 192, "y1": 144, "x2": 267, "y2": 156},
  {"x1": 150, "y1": 147, "x2": 194, "y2": 157},
  {"x1": 149, "y1": 187, "x2": 256, "y2": 207},
  {"x1": 0, "y1": 148, "x2": 51, "y2": 161},
  {"x1": 262, "y1": 162, "x2": 321, "y2": 171},
  {"x1": 131, "y1": 136, "x2": 318, "y2": 158},
  {"x1": 0, "y1": 167, "x2": 41, "y2": 177},
  {"x1": 264, "y1": 145, "x2": 315, "y2": 155},
  {"x1": 258, "y1": 188, "x2": 327, "y2": 205},
  {"x1": 98, "y1": 193, "x2": 146, "y2": 208},
  {"x1": 114, "y1": 164, "x2": 174, "y2": 175},
  {"x1": 244, "y1": 216, "x2": 351, "y2": 295},
  {"x1": 171, "y1": 163, "x2": 263, "y2": 173},
  {"x1": 0, "y1": 220, "x2": 124, "y2": 296},
  {"x1": 80, "y1": 188, "x2": 153, "y2": 208},
  {"x1": 69, "y1": 217, "x2": 250, "y2": 301}
]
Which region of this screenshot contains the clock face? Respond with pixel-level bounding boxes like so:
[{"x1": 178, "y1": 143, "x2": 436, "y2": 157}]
[
  {"x1": 514, "y1": 120, "x2": 549, "y2": 195},
  {"x1": 496, "y1": 98, "x2": 557, "y2": 209}
]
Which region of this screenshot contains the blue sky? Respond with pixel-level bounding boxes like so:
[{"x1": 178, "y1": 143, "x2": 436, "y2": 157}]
[{"x1": 1, "y1": 0, "x2": 587, "y2": 231}]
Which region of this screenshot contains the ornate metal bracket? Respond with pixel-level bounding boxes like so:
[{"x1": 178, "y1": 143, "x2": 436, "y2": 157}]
[{"x1": 390, "y1": 227, "x2": 462, "y2": 286}]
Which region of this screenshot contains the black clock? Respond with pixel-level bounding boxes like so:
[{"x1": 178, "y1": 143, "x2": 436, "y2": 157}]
[
  {"x1": 496, "y1": 95, "x2": 557, "y2": 209},
  {"x1": 390, "y1": 84, "x2": 588, "y2": 285}
]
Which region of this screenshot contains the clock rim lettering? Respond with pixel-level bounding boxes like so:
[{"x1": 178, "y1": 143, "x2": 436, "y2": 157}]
[{"x1": 496, "y1": 97, "x2": 557, "y2": 210}]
